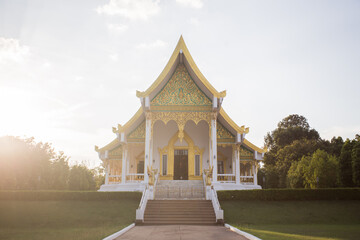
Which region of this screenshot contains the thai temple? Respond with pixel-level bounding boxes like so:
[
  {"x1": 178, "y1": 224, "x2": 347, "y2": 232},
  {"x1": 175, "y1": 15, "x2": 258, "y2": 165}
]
[{"x1": 95, "y1": 36, "x2": 266, "y2": 194}]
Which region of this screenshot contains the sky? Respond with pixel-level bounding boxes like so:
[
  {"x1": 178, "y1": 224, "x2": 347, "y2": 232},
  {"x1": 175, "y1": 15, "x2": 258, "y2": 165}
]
[{"x1": 0, "y1": 0, "x2": 359, "y2": 168}]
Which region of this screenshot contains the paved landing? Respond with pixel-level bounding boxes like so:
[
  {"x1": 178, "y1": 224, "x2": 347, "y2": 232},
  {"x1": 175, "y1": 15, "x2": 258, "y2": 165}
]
[{"x1": 115, "y1": 225, "x2": 249, "y2": 240}]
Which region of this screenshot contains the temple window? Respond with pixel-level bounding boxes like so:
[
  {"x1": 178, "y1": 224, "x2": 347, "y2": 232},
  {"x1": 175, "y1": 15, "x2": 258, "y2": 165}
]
[
  {"x1": 195, "y1": 154, "x2": 200, "y2": 176},
  {"x1": 162, "y1": 155, "x2": 168, "y2": 176}
]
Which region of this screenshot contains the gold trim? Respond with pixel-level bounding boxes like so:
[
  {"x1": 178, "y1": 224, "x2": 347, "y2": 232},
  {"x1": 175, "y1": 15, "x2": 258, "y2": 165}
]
[
  {"x1": 151, "y1": 105, "x2": 212, "y2": 112},
  {"x1": 151, "y1": 111, "x2": 211, "y2": 143},
  {"x1": 115, "y1": 107, "x2": 143, "y2": 133},
  {"x1": 243, "y1": 139, "x2": 267, "y2": 153},
  {"x1": 136, "y1": 36, "x2": 226, "y2": 99},
  {"x1": 219, "y1": 108, "x2": 249, "y2": 134},
  {"x1": 95, "y1": 138, "x2": 121, "y2": 153}
]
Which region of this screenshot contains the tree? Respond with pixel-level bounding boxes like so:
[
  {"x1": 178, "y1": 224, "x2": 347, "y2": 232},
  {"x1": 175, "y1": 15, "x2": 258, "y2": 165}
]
[
  {"x1": 92, "y1": 166, "x2": 105, "y2": 189},
  {"x1": 264, "y1": 115, "x2": 321, "y2": 187},
  {"x1": 264, "y1": 165, "x2": 279, "y2": 189},
  {"x1": 274, "y1": 139, "x2": 319, "y2": 187},
  {"x1": 287, "y1": 156, "x2": 310, "y2": 188},
  {"x1": 265, "y1": 114, "x2": 320, "y2": 151},
  {"x1": 303, "y1": 149, "x2": 338, "y2": 189},
  {"x1": 352, "y1": 141, "x2": 360, "y2": 187},
  {"x1": 51, "y1": 151, "x2": 70, "y2": 190},
  {"x1": 0, "y1": 136, "x2": 54, "y2": 190},
  {"x1": 339, "y1": 139, "x2": 354, "y2": 187},
  {"x1": 68, "y1": 165, "x2": 96, "y2": 191}
]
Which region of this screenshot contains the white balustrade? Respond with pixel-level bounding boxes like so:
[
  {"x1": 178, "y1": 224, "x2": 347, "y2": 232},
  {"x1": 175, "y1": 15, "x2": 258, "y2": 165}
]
[
  {"x1": 126, "y1": 173, "x2": 144, "y2": 182},
  {"x1": 217, "y1": 174, "x2": 236, "y2": 183}
]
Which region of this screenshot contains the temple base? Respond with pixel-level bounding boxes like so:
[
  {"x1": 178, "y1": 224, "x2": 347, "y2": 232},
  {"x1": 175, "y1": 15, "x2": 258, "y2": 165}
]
[
  {"x1": 98, "y1": 183, "x2": 146, "y2": 192},
  {"x1": 212, "y1": 183, "x2": 262, "y2": 191}
]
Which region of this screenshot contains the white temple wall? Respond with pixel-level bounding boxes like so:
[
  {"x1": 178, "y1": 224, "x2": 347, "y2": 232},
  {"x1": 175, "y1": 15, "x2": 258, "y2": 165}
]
[
  {"x1": 184, "y1": 120, "x2": 209, "y2": 171},
  {"x1": 152, "y1": 120, "x2": 178, "y2": 170}
]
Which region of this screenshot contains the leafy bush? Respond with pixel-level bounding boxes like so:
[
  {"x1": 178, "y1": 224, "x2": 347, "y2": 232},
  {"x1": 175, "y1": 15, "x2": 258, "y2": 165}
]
[
  {"x1": 217, "y1": 188, "x2": 360, "y2": 201},
  {"x1": 0, "y1": 191, "x2": 142, "y2": 201}
]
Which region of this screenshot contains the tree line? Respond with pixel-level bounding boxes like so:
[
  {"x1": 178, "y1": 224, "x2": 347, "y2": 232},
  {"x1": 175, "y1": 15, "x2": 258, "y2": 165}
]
[
  {"x1": 261, "y1": 114, "x2": 360, "y2": 189},
  {"x1": 0, "y1": 136, "x2": 104, "y2": 191}
]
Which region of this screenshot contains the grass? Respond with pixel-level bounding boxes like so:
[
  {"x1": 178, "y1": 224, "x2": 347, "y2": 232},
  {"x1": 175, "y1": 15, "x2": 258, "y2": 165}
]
[
  {"x1": 221, "y1": 200, "x2": 360, "y2": 240},
  {"x1": 0, "y1": 200, "x2": 139, "y2": 240}
]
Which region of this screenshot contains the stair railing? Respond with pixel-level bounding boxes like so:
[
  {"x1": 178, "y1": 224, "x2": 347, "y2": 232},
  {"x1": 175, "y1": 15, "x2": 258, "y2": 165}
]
[
  {"x1": 135, "y1": 169, "x2": 159, "y2": 223},
  {"x1": 210, "y1": 186, "x2": 224, "y2": 222},
  {"x1": 136, "y1": 185, "x2": 150, "y2": 222},
  {"x1": 203, "y1": 168, "x2": 224, "y2": 223}
]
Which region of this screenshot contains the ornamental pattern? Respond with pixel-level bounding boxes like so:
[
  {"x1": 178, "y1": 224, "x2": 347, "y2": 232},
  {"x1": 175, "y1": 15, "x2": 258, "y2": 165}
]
[
  {"x1": 217, "y1": 121, "x2": 235, "y2": 141},
  {"x1": 151, "y1": 64, "x2": 212, "y2": 106},
  {"x1": 109, "y1": 146, "x2": 122, "y2": 157},
  {"x1": 240, "y1": 145, "x2": 254, "y2": 158},
  {"x1": 152, "y1": 111, "x2": 211, "y2": 142},
  {"x1": 127, "y1": 121, "x2": 145, "y2": 140}
]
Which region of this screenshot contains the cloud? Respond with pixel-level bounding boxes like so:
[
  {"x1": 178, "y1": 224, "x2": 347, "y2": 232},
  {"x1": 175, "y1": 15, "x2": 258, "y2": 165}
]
[
  {"x1": 176, "y1": 0, "x2": 203, "y2": 9},
  {"x1": 109, "y1": 53, "x2": 118, "y2": 61},
  {"x1": 188, "y1": 17, "x2": 200, "y2": 26},
  {"x1": 107, "y1": 23, "x2": 128, "y2": 34},
  {"x1": 97, "y1": 0, "x2": 160, "y2": 20},
  {"x1": 0, "y1": 37, "x2": 30, "y2": 63},
  {"x1": 136, "y1": 39, "x2": 167, "y2": 50}
]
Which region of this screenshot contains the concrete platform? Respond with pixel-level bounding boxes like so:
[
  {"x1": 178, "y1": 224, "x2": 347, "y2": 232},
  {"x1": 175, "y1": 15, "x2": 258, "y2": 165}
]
[{"x1": 115, "y1": 225, "x2": 249, "y2": 240}]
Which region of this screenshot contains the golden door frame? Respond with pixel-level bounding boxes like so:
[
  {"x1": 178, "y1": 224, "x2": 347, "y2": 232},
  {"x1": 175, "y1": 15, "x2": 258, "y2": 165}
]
[{"x1": 159, "y1": 130, "x2": 204, "y2": 180}]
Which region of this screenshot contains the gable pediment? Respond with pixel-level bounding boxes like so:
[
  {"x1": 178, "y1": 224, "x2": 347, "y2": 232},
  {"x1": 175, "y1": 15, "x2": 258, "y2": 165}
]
[
  {"x1": 127, "y1": 121, "x2": 145, "y2": 142},
  {"x1": 151, "y1": 63, "x2": 212, "y2": 110},
  {"x1": 217, "y1": 121, "x2": 235, "y2": 143}
]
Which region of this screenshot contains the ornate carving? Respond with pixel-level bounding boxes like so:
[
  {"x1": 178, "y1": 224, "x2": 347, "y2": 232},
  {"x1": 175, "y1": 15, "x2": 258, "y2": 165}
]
[
  {"x1": 145, "y1": 112, "x2": 152, "y2": 120},
  {"x1": 151, "y1": 64, "x2": 212, "y2": 107},
  {"x1": 217, "y1": 121, "x2": 235, "y2": 143},
  {"x1": 147, "y1": 165, "x2": 158, "y2": 186},
  {"x1": 109, "y1": 145, "x2": 123, "y2": 158},
  {"x1": 240, "y1": 145, "x2": 254, "y2": 159},
  {"x1": 211, "y1": 112, "x2": 218, "y2": 120},
  {"x1": 151, "y1": 111, "x2": 211, "y2": 143},
  {"x1": 127, "y1": 121, "x2": 145, "y2": 141}
]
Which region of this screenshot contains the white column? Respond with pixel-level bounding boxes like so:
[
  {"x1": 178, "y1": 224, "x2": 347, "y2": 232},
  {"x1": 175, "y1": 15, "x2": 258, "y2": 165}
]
[
  {"x1": 144, "y1": 112, "x2": 152, "y2": 183},
  {"x1": 105, "y1": 162, "x2": 109, "y2": 185},
  {"x1": 235, "y1": 146, "x2": 240, "y2": 185},
  {"x1": 211, "y1": 116, "x2": 217, "y2": 182},
  {"x1": 254, "y1": 162, "x2": 258, "y2": 185},
  {"x1": 121, "y1": 146, "x2": 127, "y2": 184}
]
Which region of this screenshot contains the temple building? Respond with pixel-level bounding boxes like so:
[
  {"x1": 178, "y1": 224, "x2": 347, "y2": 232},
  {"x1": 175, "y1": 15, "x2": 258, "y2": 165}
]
[{"x1": 95, "y1": 36, "x2": 266, "y2": 192}]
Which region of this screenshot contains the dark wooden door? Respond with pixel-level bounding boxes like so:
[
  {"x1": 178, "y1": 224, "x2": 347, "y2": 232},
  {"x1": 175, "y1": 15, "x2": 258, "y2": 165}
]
[{"x1": 174, "y1": 150, "x2": 188, "y2": 180}]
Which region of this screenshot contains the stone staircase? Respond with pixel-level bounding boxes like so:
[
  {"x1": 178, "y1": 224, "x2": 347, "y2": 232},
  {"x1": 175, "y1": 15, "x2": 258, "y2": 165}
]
[
  {"x1": 155, "y1": 180, "x2": 205, "y2": 199},
  {"x1": 140, "y1": 180, "x2": 217, "y2": 225},
  {"x1": 143, "y1": 200, "x2": 216, "y2": 225}
]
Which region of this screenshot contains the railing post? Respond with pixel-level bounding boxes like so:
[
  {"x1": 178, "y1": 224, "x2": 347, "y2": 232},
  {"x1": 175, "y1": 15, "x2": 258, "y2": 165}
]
[{"x1": 235, "y1": 146, "x2": 240, "y2": 185}]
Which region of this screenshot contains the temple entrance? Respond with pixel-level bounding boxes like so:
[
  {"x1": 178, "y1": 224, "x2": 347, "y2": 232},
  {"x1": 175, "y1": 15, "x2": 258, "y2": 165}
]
[{"x1": 174, "y1": 149, "x2": 188, "y2": 180}]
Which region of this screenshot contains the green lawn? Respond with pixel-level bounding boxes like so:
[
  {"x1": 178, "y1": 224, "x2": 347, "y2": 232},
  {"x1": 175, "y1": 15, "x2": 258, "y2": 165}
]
[
  {"x1": 0, "y1": 200, "x2": 138, "y2": 240},
  {"x1": 221, "y1": 200, "x2": 360, "y2": 240}
]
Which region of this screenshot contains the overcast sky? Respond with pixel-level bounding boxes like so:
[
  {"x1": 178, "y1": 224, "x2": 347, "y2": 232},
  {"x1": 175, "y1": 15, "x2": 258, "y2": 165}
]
[{"x1": 0, "y1": 0, "x2": 359, "y2": 167}]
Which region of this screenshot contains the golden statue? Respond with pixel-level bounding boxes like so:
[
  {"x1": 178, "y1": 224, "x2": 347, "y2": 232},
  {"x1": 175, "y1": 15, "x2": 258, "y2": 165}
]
[
  {"x1": 147, "y1": 165, "x2": 158, "y2": 186},
  {"x1": 203, "y1": 166, "x2": 213, "y2": 186}
]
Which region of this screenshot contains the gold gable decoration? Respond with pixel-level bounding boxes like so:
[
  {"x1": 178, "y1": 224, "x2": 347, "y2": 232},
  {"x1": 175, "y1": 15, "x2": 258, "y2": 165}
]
[
  {"x1": 109, "y1": 145, "x2": 123, "y2": 158},
  {"x1": 151, "y1": 64, "x2": 211, "y2": 108},
  {"x1": 127, "y1": 121, "x2": 145, "y2": 142},
  {"x1": 217, "y1": 121, "x2": 235, "y2": 143},
  {"x1": 240, "y1": 145, "x2": 254, "y2": 159}
]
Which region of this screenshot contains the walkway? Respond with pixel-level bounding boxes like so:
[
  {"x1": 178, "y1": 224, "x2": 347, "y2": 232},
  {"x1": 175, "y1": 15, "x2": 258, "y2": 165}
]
[{"x1": 115, "y1": 225, "x2": 249, "y2": 240}]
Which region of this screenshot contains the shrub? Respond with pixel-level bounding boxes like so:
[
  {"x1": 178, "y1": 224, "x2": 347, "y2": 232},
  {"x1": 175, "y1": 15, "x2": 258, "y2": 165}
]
[
  {"x1": 0, "y1": 191, "x2": 142, "y2": 201},
  {"x1": 217, "y1": 188, "x2": 360, "y2": 201}
]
